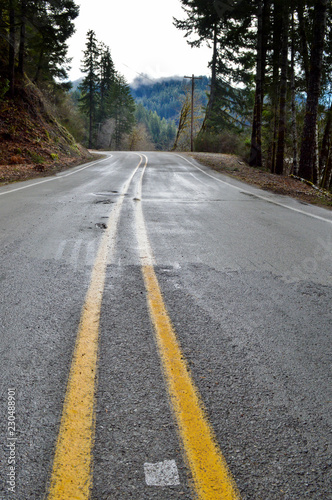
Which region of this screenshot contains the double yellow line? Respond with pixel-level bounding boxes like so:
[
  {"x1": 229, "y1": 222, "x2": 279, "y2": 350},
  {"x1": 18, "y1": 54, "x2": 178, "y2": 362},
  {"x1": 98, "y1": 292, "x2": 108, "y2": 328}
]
[
  {"x1": 47, "y1": 154, "x2": 240, "y2": 499},
  {"x1": 135, "y1": 157, "x2": 240, "y2": 500},
  {"x1": 47, "y1": 156, "x2": 143, "y2": 498}
]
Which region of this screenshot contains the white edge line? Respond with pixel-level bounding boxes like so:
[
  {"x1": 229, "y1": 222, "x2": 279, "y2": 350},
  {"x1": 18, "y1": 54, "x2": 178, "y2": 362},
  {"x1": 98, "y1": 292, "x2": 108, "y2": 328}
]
[
  {"x1": 0, "y1": 155, "x2": 113, "y2": 197},
  {"x1": 174, "y1": 153, "x2": 332, "y2": 225}
]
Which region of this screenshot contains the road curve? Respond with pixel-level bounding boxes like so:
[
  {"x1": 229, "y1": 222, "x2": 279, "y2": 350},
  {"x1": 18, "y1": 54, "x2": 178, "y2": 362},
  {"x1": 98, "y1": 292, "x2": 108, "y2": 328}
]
[{"x1": 0, "y1": 152, "x2": 331, "y2": 499}]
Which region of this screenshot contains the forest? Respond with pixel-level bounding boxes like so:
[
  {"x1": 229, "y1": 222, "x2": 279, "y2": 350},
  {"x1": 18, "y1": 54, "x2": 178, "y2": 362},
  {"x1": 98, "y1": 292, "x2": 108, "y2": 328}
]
[
  {"x1": 0, "y1": 1, "x2": 332, "y2": 191},
  {"x1": 130, "y1": 75, "x2": 209, "y2": 122},
  {"x1": 174, "y1": 0, "x2": 332, "y2": 189}
]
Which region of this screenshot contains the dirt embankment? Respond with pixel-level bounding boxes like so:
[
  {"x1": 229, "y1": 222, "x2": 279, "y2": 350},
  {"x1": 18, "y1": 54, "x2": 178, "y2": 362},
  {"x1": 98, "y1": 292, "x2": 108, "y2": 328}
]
[
  {"x1": 0, "y1": 79, "x2": 93, "y2": 185},
  {"x1": 187, "y1": 152, "x2": 332, "y2": 210}
]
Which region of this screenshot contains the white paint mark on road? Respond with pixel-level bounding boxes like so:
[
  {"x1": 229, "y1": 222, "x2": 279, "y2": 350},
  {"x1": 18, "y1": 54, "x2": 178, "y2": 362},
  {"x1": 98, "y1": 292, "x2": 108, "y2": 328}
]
[{"x1": 144, "y1": 460, "x2": 181, "y2": 486}]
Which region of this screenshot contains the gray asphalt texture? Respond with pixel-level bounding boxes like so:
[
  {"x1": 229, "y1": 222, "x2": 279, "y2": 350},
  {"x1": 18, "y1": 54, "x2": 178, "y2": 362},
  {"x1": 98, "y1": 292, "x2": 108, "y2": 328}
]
[{"x1": 0, "y1": 152, "x2": 331, "y2": 499}]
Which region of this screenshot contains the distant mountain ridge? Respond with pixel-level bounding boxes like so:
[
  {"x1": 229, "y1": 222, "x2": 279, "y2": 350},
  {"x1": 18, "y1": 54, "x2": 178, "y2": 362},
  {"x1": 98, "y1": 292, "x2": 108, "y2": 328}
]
[
  {"x1": 70, "y1": 75, "x2": 210, "y2": 124},
  {"x1": 130, "y1": 75, "x2": 210, "y2": 123}
]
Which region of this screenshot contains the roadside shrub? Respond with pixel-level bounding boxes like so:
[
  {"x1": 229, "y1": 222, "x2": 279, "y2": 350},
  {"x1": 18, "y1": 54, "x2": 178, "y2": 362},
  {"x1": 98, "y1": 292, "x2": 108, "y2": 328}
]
[
  {"x1": 195, "y1": 130, "x2": 249, "y2": 157},
  {"x1": 0, "y1": 78, "x2": 9, "y2": 100},
  {"x1": 28, "y1": 151, "x2": 45, "y2": 164}
]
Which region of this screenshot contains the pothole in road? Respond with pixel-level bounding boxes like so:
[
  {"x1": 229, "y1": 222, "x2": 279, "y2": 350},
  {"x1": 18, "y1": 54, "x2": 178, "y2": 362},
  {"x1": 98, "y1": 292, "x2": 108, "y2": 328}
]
[
  {"x1": 95, "y1": 199, "x2": 114, "y2": 204},
  {"x1": 93, "y1": 191, "x2": 119, "y2": 196}
]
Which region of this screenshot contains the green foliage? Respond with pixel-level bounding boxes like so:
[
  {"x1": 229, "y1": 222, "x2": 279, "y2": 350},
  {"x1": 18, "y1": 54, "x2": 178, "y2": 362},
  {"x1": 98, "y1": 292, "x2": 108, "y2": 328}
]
[
  {"x1": 77, "y1": 32, "x2": 137, "y2": 149},
  {"x1": 98, "y1": 43, "x2": 115, "y2": 122},
  {"x1": 27, "y1": 0, "x2": 79, "y2": 82},
  {"x1": 0, "y1": 0, "x2": 79, "y2": 89},
  {"x1": 78, "y1": 30, "x2": 100, "y2": 147},
  {"x1": 106, "y1": 74, "x2": 136, "y2": 149},
  {"x1": 131, "y1": 76, "x2": 209, "y2": 123},
  {"x1": 195, "y1": 130, "x2": 249, "y2": 157},
  {"x1": 28, "y1": 151, "x2": 45, "y2": 164},
  {"x1": 0, "y1": 78, "x2": 10, "y2": 100},
  {"x1": 203, "y1": 79, "x2": 252, "y2": 133},
  {"x1": 135, "y1": 103, "x2": 176, "y2": 150},
  {"x1": 175, "y1": 0, "x2": 332, "y2": 189}
]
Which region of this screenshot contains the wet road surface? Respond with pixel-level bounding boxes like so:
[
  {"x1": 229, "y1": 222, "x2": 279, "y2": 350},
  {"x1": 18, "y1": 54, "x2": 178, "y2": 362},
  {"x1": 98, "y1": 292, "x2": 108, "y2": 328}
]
[{"x1": 0, "y1": 152, "x2": 331, "y2": 499}]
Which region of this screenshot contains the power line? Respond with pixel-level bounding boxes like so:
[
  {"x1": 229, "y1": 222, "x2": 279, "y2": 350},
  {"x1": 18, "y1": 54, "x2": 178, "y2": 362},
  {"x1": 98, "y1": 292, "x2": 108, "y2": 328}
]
[{"x1": 121, "y1": 63, "x2": 156, "y2": 84}]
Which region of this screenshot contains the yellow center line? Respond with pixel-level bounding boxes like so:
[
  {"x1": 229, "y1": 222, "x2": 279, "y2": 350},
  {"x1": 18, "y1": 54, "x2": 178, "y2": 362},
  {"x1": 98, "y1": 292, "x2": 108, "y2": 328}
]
[
  {"x1": 47, "y1": 155, "x2": 143, "y2": 499},
  {"x1": 136, "y1": 155, "x2": 241, "y2": 499}
]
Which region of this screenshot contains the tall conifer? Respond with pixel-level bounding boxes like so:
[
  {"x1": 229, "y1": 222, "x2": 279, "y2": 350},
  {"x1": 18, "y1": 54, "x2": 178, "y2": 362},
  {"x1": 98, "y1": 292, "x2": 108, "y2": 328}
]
[{"x1": 79, "y1": 30, "x2": 100, "y2": 148}]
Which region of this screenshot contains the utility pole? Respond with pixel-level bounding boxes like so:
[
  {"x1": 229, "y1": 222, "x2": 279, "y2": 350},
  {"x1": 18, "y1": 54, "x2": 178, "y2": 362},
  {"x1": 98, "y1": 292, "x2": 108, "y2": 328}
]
[{"x1": 184, "y1": 74, "x2": 202, "y2": 151}]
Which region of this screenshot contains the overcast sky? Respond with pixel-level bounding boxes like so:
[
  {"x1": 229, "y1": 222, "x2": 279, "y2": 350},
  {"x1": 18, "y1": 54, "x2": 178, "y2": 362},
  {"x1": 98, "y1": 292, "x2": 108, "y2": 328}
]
[{"x1": 67, "y1": 0, "x2": 212, "y2": 83}]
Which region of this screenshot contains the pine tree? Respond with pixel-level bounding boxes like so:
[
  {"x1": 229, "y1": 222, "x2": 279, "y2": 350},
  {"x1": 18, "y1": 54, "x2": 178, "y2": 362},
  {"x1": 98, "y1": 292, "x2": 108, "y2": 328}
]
[
  {"x1": 29, "y1": 0, "x2": 79, "y2": 83},
  {"x1": 107, "y1": 73, "x2": 135, "y2": 149},
  {"x1": 98, "y1": 43, "x2": 115, "y2": 122},
  {"x1": 173, "y1": 1, "x2": 222, "y2": 133},
  {"x1": 79, "y1": 30, "x2": 100, "y2": 148},
  {"x1": 0, "y1": 0, "x2": 79, "y2": 94}
]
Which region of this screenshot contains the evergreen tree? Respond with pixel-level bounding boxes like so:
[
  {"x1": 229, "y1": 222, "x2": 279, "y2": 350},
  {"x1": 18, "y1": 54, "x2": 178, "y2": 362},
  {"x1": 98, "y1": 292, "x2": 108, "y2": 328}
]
[
  {"x1": 174, "y1": 0, "x2": 332, "y2": 189},
  {"x1": 98, "y1": 43, "x2": 115, "y2": 122},
  {"x1": 174, "y1": 1, "x2": 222, "y2": 131},
  {"x1": 135, "y1": 102, "x2": 176, "y2": 151},
  {"x1": 79, "y1": 30, "x2": 100, "y2": 148},
  {"x1": 107, "y1": 73, "x2": 135, "y2": 149},
  {"x1": 30, "y1": 0, "x2": 79, "y2": 83},
  {"x1": 0, "y1": 0, "x2": 79, "y2": 94}
]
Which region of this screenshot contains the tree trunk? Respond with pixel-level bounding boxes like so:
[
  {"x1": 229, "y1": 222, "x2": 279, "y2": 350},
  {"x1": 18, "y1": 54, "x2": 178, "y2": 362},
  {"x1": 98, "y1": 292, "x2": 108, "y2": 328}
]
[
  {"x1": 290, "y1": 7, "x2": 298, "y2": 175},
  {"x1": 8, "y1": 0, "x2": 15, "y2": 97},
  {"x1": 201, "y1": 24, "x2": 218, "y2": 132},
  {"x1": 297, "y1": 1, "x2": 309, "y2": 90},
  {"x1": 314, "y1": 123, "x2": 319, "y2": 184},
  {"x1": 249, "y1": 1, "x2": 264, "y2": 167},
  {"x1": 298, "y1": 0, "x2": 328, "y2": 183},
  {"x1": 249, "y1": 0, "x2": 269, "y2": 167},
  {"x1": 18, "y1": 0, "x2": 26, "y2": 76},
  {"x1": 323, "y1": 154, "x2": 332, "y2": 190},
  {"x1": 269, "y1": 0, "x2": 282, "y2": 173},
  {"x1": 319, "y1": 104, "x2": 332, "y2": 188},
  {"x1": 89, "y1": 79, "x2": 93, "y2": 148},
  {"x1": 275, "y1": 4, "x2": 289, "y2": 175},
  {"x1": 34, "y1": 47, "x2": 44, "y2": 83},
  {"x1": 172, "y1": 94, "x2": 190, "y2": 150}
]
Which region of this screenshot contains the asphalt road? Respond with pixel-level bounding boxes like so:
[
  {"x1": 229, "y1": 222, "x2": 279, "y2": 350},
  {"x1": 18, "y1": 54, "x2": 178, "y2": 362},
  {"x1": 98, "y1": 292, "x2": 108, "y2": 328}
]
[{"x1": 0, "y1": 152, "x2": 331, "y2": 499}]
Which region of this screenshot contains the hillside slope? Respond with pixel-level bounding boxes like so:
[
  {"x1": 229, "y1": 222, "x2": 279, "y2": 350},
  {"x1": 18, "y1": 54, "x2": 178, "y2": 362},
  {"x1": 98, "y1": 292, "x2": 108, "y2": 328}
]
[
  {"x1": 130, "y1": 75, "x2": 210, "y2": 122},
  {"x1": 0, "y1": 80, "x2": 92, "y2": 184}
]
